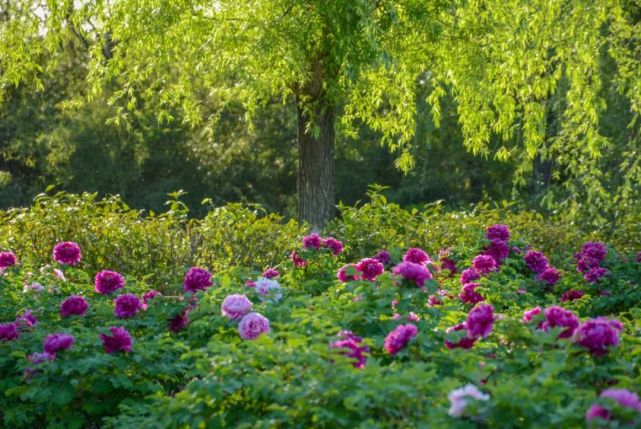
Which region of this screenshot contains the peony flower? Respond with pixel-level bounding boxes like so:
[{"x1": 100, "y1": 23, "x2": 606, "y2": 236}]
[
  {"x1": 262, "y1": 268, "x2": 279, "y2": 279},
  {"x1": 254, "y1": 277, "x2": 282, "y2": 303},
  {"x1": 384, "y1": 324, "x2": 418, "y2": 355},
  {"x1": 428, "y1": 295, "x2": 443, "y2": 307},
  {"x1": 484, "y1": 239, "x2": 510, "y2": 264},
  {"x1": 540, "y1": 306, "x2": 579, "y2": 339},
  {"x1": 238, "y1": 312, "x2": 270, "y2": 340},
  {"x1": 114, "y1": 294, "x2": 143, "y2": 319},
  {"x1": 472, "y1": 254, "x2": 498, "y2": 275},
  {"x1": 403, "y1": 248, "x2": 431, "y2": 265},
  {"x1": 393, "y1": 261, "x2": 432, "y2": 287},
  {"x1": 460, "y1": 268, "x2": 481, "y2": 284},
  {"x1": 522, "y1": 307, "x2": 542, "y2": 323},
  {"x1": 52, "y1": 241, "x2": 82, "y2": 266},
  {"x1": 100, "y1": 326, "x2": 133, "y2": 354},
  {"x1": 330, "y1": 330, "x2": 369, "y2": 368},
  {"x1": 580, "y1": 242, "x2": 608, "y2": 263},
  {"x1": 221, "y1": 294, "x2": 253, "y2": 321},
  {"x1": 459, "y1": 283, "x2": 484, "y2": 305},
  {"x1": 169, "y1": 310, "x2": 190, "y2": 332},
  {"x1": 244, "y1": 280, "x2": 256, "y2": 288},
  {"x1": 355, "y1": 258, "x2": 384, "y2": 281},
  {"x1": 537, "y1": 267, "x2": 560, "y2": 286},
  {"x1": 584, "y1": 267, "x2": 609, "y2": 283},
  {"x1": 94, "y1": 270, "x2": 125, "y2": 295},
  {"x1": 43, "y1": 333, "x2": 74, "y2": 355},
  {"x1": 0, "y1": 322, "x2": 19, "y2": 342},
  {"x1": 407, "y1": 312, "x2": 420, "y2": 322},
  {"x1": 486, "y1": 224, "x2": 510, "y2": 242},
  {"x1": 323, "y1": 237, "x2": 344, "y2": 256},
  {"x1": 15, "y1": 310, "x2": 37, "y2": 329},
  {"x1": 302, "y1": 234, "x2": 322, "y2": 250},
  {"x1": 53, "y1": 269, "x2": 66, "y2": 281},
  {"x1": 440, "y1": 257, "x2": 457, "y2": 274},
  {"x1": 465, "y1": 304, "x2": 495, "y2": 339},
  {"x1": 560, "y1": 289, "x2": 585, "y2": 302},
  {"x1": 183, "y1": 267, "x2": 213, "y2": 293},
  {"x1": 60, "y1": 295, "x2": 89, "y2": 318},
  {"x1": 23, "y1": 282, "x2": 45, "y2": 293},
  {"x1": 575, "y1": 318, "x2": 622, "y2": 356},
  {"x1": 577, "y1": 256, "x2": 600, "y2": 274},
  {"x1": 448, "y1": 384, "x2": 490, "y2": 417},
  {"x1": 445, "y1": 323, "x2": 477, "y2": 349},
  {"x1": 28, "y1": 352, "x2": 55, "y2": 364},
  {"x1": 586, "y1": 388, "x2": 641, "y2": 423},
  {"x1": 0, "y1": 251, "x2": 17, "y2": 268},
  {"x1": 373, "y1": 250, "x2": 392, "y2": 265},
  {"x1": 290, "y1": 250, "x2": 306, "y2": 268},
  {"x1": 142, "y1": 290, "x2": 161, "y2": 304},
  {"x1": 337, "y1": 264, "x2": 360, "y2": 282},
  {"x1": 524, "y1": 251, "x2": 549, "y2": 274}
]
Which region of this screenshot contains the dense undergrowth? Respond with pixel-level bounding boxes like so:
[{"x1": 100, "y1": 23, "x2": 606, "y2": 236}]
[{"x1": 0, "y1": 191, "x2": 640, "y2": 428}]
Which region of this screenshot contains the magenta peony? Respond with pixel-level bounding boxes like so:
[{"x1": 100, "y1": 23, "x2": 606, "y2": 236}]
[
  {"x1": 238, "y1": 312, "x2": 270, "y2": 340},
  {"x1": 221, "y1": 294, "x2": 253, "y2": 321},
  {"x1": 560, "y1": 289, "x2": 585, "y2": 302},
  {"x1": 459, "y1": 283, "x2": 484, "y2": 305},
  {"x1": 0, "y1": 251, "x2": 17, "y2": 268},
  {"x1": 337, "y1": 264, "x2": 360, "y2": 282},
  {"x1": 522, "y1": 307, "x2": 542, "y2": 323},
  {"x1": 540, "y1": 306, "x2": 579, "y2": 339},
  {"x1": 428, "y1": 295, "x2": 443, "y2": 307},
  {"x1": 114, "y1": 294, "x2": 143, "y2": 319},
  {"x1": 486, "y1": 224, "x2": 510, "y2": 241},
  {"x1": 584, "y1": 267, "x2": 609, "y2": 283},
  {"x1": 580, "y1": 242, "x2": 608, "y2": 262},
  {"x1": 524, "y1": 251, "x2": 549, "y2": 274},
  {"x1": 575, "y1": 318, "x2": 622, "y2": 356},
  {"x1": 290, "y1": 250, "x2": 306, "y2": 268},
  {"x1": 60, "y1": 295, "x2": 89, "y2": 318},
  {"x1": 94, "y1": 270, "x2": 125, "y2": 295},
  {"x1": 586, "y1": 388, "x2": 641, "y2": 423},
  {"x1": 100, "y1": 326, "x2": 133, "y2": 354},
  {"x1": 393, "y1": 261, "x2": 432, "y2": 287},
  {"x1": 0, "y1": 322, "x2": 19, "y2": 342},
  {"x1": 302, "y1": 233, "x2": 322, "y2": 250},
  {"x1": 440, "y1": 257, "x2": 457, "y2": 274},
  {"x1": 373, "y1": 250, "x2": 392, "y2": 265},
  {"x1": 16, "y1": 310, "x2": 37, "y2": 328},
  {"x1": 460, "y1": 268, "x2": 481, "y2": 284},
  {"x1": 577, "y1": 256, "x2": 600, "y2": 274},
  {"x1": 52, "y1": 241, "x2": 81, "y2": 266},
  {"x1": 403, "y1": 248, "x2": 431, "y2": 265},
  {"x1": 384, "y1": 324, "x2": 418, "y2": 355},
  {"x1": 262, "y1": 268, "x2": 279, "y2": 279},
  {"x1": 183, "y1": 267, "x2": 213, "y2": 293},
  {"x1": 142, "y1": 290, "x2": 161, "y2": 304},
  {"x1": 472, "y1": 254, "x2": 498, "y2": 275},
  {"x1": 323, "y1": 237, "x2": 344, "y2": 255},
  {"x1": 356, "y1": 258, "x2": 385, "y2": 281},
  {"x1": 445, "y1": 323, "x2": 477, "y2": 349},
  {"x1": 43, "y1": 333, "x2": 74, "y2": 355},
  {"x1": 484, "y1": 239, "x2": 510, "y2": 263},
  {"x1": 330, "y1": 330, "x2": 369, "y2": 368},
  {"x1": 537, "y1": 267, "x2": 560, "y2": 286},
  {"x1": 465, "y1": 304, "x2": 495, "y2": 339}
]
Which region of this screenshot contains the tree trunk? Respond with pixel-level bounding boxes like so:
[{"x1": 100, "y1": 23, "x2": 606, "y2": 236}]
[{"x1": 296, "y1": 93, "x2": 335, "y2": 231}]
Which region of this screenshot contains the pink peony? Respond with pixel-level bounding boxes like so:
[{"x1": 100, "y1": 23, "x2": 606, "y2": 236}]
[
  {"x1": 445, "y1": 323, "x2": 477, "y2": 349},
  {"x1": 0, "y1": 322, "x2": 19, "y2": 342},
  {"x1": 100, "y1": 326, "x2": 133, "y2": 354},
  {"x1": 540, "y1": 306, "x2": 579, "y2": 339},
  {"x1": 302, "y1": 234, "x2": 322, "y2": 250},
  {"x1": 448, "y1": 384, "x2": 490, "y2": 417},
  {"x1": 393, "y1": 261, "x2": 432, "y2": 287},
  {"x1": 460, "y1": 268, "x2": 481, "y2": 284},
  {"x1": 290, "y1": 250, "x2": 306, "y2": 268},
  {"x1": 459, "y1": 283, "x2": 484, "y2": 305},
  {"x1": 330, "y1": 330, "x2": 369, "y2": 368},
  {"x1": 524, "y1": 251, "x2": 549, "y2": 274},
  {"x1": 465, "y1": 304, "x2": 495, "y2": 339},
  {"x1": 183, "y1": 267, "x2": 213, "y2": 293},
  {"x1": 52, "y1": 241, "x2": 82, "y2": 266},
  {"x1": 522, "y1": 307, "x2": 542, "y2": 323},
  {"x1": 53, "y1": 269, "x2": 66, "y2": 281},
  {"x1": 142, "y1": 290, "x2": 161, "y2": 306},
  {"x1": 384, "y1": 324, "x2": 418, "y2": 355},
  {"x1": 560, "y1": 289, "x2": 585, "y2": 302},
  {"x1": 403, "y1": 248, "x2": 431, "y2": 265},
  {"x1": 486, "y1": 224, "x2": 510, "y2": 241},
  {"x1": 16, "y1": 310, "x2": 37, "y2": 329},
  {"x1": 254, "y1": 277, "x2": 282, "y2": 302},
  {"x1": 114, "y1": 294, "x2": 143, "y2": 319},
  {"x1": 337, "y1": 264, "x2": 360, "y2": 282},
  {"x1": 221, "y1": 294, "x2": 253, "y2": 321},
  {"x1": 0, "y1": 251, "x2": 17, "y2": 268},
  {"x1": 43, "y1": 333, "x2": 74, "y2": 355},
  {"x1": 238, "y1": 312, "x2": 270, "y2": 340},
  {"x1": 262, "y1": 268, "x2": 279, "y2": 279},
  {"x1": 537, "y1": 267, "x2": 560, "y2": 286},
  {"x1": 94, "y1": 270, "x2": 125, "y2": 295},
  {"x1": 575, "y1": 318, "x2": 622, "y2": 356},
  {"x1": 60, "y1": 295, "x2": 89, "y2": 318},
  {"x1": 323, "y1": 238, "x2": 344, "y2": 255},
  {"x1": 356, "y1": 258, "x2": 385, "y2": 281}
]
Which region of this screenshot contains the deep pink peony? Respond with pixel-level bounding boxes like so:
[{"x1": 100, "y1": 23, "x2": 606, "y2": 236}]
[
  {"x1": 586, "y1": 388, "x2": 641, "y2": 422},
  {"x1": 459, "y1": 283, "x2": 484, "y2": 305},
  {"x1": 183, "y1": 267, "x2": 213, "y2": 293},
  {"x1": 238, "y1": 312, "x2": 270, "y2": 340},
  {"x1": 393, "y1": 261, "x2": 432, "y2": 287},
  {"x1": 575, "y1": 318, "x2": 622, "y2": 356},
  {"x1": 403, "y1": 248, "x2": 431, "y2": 265},
  {"x1": 577, "y1": 256, "x2": 600, "y2": 274},
  {"x1": 445, "y1": 323, "x2": 477, "y2": 349},
  {"x1": 52, "y1": 241, "x2": 81, "y2": 266},
  {"x1": 428, "y1": 295, "x2": 443, "y2": 307},
  {"x1": 221, "y1": 294, "x2": 253, "y2": 321},
  {"x1": 114, "y1": 294, "x2": 143, "y2": 319},
  {"x1": 0, "y1": 251, "x2": 17, "y2": 268},
  {"x1": 384, "y1": 324, "x2": 418, "y2": 355},
  {"x1": 262, "y1": 268, "x2": 279, "y2": 279},
  {"x1": 522, "y1": 307, "x2": 542, "y2": 323},
  {"x1": 465, "y1": 304, "x2": 495, "y2": 339},
  {"x1": 323, "y1": 238, "x2": 344, "y2": 255},
  {"x1": 472, "y1": 254, "x2": 498, "y2": 275},
  {"x1": 302, "y1": 234, "x2": 322, "y2": 250},
  {"x1": 95, "y1": 270, "x2": 125, "y2": 295},
  {"x1": 524, "y1": 251, "x2": 549, "y2": 274},
  {"x1": 541, "y1": 306, "x2": 579, "y2": 339},
  {"x1": 537, "y1": 267, "x2": 560, "y2": 286},
  {"x1": 100, "y1": 327, "x2": 133, "y2": 354},
  {"x1": 460, "y1": 268, "x2": 481, "y2": 284},
  {"x1": 486, "y1": 224, "x2": 510, "y2": 241},
  {"x1": 43, "y1": 333, "x2": 74, "y2": 355},
  {"x1": 60, "y1": 295, "x2": 89, "y2": 318},
  {"x1": 356, "y1": 258, "x2": 384, "y2": 281},
  {"x1": 560, "y1": 289, "x2": 585, "y2": 302},
  {"x1": 290, "y1": 250, "x2": 306, "y2": 268},
  {"x1": 580, "y1": 242, "x2": 608, "y2": 263},
  {"x1": 143, "y1": 290, "x2": 161, "y2": 304},
  {"x1": 330, "y1": 330, "x2": 369, "y2": 368},
  {"x1": 0, "y1": 322, "x2": 19, "y2": 342},
  {"x1": 373, "y1": 250, "x2": 392, "y2": 265},
  {"x1": 484, "y1": 239, "x2": 510, "y2": 263},
  {"x1": 584, "y1": 267, "x2": 609, "y2": 283},
  {"x1": 16, "y1": 310, "x2": 37, "y2": 328},
  {"x1": 337, "y1": 264, "x2": 360, "y2": 282}
]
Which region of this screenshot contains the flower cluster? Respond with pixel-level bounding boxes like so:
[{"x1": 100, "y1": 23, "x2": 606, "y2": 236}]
[
  {"x1": 575, "y1": 241, "x2": 609, "y2": 283},
  {"x1": 330, "y1": 330, "x2": 369, "y2": 368},
  {"x1": 445, "y1": 304, "x2": 495, "y2": 350},
  {"x1": 586, "y1": 388, "x2": 641, "y2": 424},
  {"x1": 384, "y1": 324, "x2": 418, "y2": 355},
  {"x1": 575, "y1": 317, "x2": 622, "y2": 356},
  {"x1": 523, "y1": 250, "x2": 561, "y2": 287},
  {"x1": 300, "y1": 234, "x2": 344, "y2": 256}
]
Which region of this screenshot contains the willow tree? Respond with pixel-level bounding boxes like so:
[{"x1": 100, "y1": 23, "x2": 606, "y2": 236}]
[{"x1": 2, "y1": 0, "x2": 640, "y2": 228}]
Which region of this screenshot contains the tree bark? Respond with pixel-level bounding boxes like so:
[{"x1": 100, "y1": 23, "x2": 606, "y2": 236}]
[{"x1": 296, "y1": 93, "x2": 335, "y2": 231}]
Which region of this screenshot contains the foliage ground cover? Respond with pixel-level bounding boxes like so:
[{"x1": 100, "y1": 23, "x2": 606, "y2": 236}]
[{"x1": 0, "y1": 191, "x2": 640, "y2": 428}]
